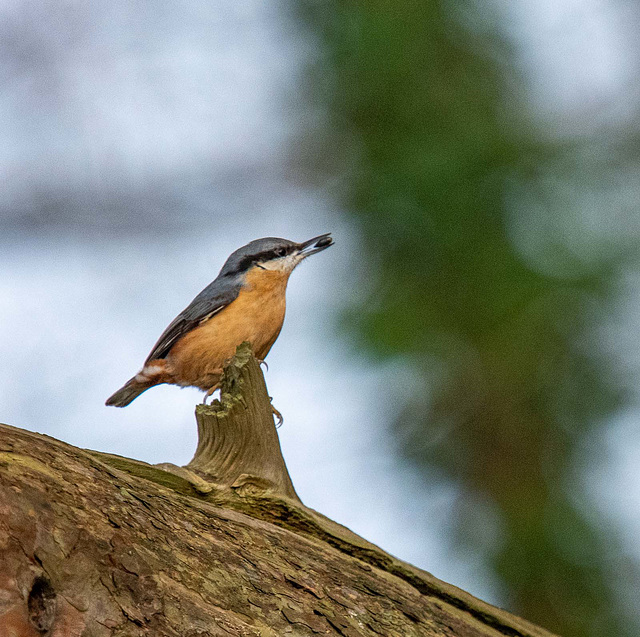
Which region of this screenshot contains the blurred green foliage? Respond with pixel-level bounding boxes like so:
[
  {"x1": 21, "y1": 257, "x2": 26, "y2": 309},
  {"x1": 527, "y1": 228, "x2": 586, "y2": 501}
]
[{"x1": 297, "y1": 2, "x2": 639, "y2": 635}]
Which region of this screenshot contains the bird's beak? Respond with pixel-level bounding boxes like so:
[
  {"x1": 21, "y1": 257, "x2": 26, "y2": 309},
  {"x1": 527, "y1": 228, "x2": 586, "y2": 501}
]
[{"x1": 297, "y1": 233, "x2": 334, "y2": 259}]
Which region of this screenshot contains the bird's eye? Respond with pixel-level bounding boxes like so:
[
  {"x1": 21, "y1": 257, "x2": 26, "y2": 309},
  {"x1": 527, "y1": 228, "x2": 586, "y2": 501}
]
[{"x1": 275, "y1": 248, "x2": 287, "y2": 258}]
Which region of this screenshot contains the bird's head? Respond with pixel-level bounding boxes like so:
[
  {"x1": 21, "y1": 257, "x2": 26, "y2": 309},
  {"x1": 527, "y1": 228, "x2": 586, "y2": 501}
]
[{"x1": 220, "y1": 234, "x2": 334, "y2": 278}]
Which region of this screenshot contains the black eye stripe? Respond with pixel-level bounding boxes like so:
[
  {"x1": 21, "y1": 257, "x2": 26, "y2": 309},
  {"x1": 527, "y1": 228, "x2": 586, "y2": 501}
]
[
  {"x1": 228, "y1": 246, "x2": 292, "y2": 275},
  {"x1": 262, "y1": 248, "x2": 287, "y2": 260}
]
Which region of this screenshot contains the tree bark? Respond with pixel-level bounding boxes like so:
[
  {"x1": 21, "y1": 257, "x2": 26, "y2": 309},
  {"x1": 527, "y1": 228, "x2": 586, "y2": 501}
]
[
  {"x1": 186, "y1": 344, "x2": 299, "y2": 502},
  {"x1": 0, "y1": 346, "x2": 557, "y2": 637}
]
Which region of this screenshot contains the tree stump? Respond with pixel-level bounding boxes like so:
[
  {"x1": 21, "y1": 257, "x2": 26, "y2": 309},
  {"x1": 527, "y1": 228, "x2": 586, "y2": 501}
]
[
  {"x1": 186, "y1": 344, "x2": 299, "y2": 502},
  {"x1": 0, "y1": 345, "x2": 557, "y2": 636}
]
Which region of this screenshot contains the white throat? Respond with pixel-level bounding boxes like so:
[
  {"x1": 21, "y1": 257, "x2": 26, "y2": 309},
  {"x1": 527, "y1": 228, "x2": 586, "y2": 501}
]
[{"x1": 258, "y1": 253, "x2": 304, "y2": 273}]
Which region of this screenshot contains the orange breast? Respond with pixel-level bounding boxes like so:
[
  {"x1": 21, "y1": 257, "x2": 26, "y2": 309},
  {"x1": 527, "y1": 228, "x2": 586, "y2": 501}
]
[{"x1": 166, "y1": 267, "x2": 290, "y2": 390}]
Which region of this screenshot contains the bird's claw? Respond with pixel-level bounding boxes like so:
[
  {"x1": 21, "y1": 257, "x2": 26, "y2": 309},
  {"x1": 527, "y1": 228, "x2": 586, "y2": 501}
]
[
  {"x1": 202, "y1": 386, "x2": 218, "y2": 405},
  {"x1": 259, "y1": 359, "x2": 269, "y2": 371},
  {"x1": 270, "y1": 398, "x2": 283, "y2": 427}
]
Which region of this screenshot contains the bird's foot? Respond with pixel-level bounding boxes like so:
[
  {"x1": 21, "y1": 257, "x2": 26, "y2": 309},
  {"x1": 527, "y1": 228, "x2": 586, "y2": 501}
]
[
  {"x1": 258, "y1": 359, "x2": 269, "y2": 372},
  {"x1": 270, "y1": 398, "x2": 283, "y2": 427},
  {"x1": 202, "y1": 386, "x2": 218, "y2": 405}
]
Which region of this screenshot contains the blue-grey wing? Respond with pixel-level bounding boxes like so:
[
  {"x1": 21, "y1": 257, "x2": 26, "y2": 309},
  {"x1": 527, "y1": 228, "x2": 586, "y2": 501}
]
[{"x1": 144, "y1": 277, "x2": 241, "y2": 363}]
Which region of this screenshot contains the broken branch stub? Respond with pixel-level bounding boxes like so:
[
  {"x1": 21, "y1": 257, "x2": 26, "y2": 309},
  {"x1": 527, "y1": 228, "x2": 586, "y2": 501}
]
[{"x1": 186, "y1": 342, "x2": 301, "y2": 503}]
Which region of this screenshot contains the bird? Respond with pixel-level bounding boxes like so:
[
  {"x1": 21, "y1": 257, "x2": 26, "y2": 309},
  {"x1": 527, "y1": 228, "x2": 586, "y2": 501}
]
[{"x1": 106, "y1": 234, "x2": 333, "y2": 408}]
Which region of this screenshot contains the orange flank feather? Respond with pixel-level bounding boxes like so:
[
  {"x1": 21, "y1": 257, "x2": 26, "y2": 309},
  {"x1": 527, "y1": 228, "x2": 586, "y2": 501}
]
[
  {"x1": 166, "y1": 266, "x2": 289, "y2": 390},
  {"x1": 106, "y1": 265, "x2": 290, "y2": 407}
]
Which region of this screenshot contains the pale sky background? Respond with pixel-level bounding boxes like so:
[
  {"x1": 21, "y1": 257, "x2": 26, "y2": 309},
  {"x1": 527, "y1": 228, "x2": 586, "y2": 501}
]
[{"x1": 1, "y1": 0, "x2": 639, "y2": 609}]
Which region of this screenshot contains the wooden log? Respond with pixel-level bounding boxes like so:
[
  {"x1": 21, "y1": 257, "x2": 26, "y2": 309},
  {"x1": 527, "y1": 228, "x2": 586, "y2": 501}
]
[{"x1": 0, "y1": 345, "x2": 558, "y2": 637}]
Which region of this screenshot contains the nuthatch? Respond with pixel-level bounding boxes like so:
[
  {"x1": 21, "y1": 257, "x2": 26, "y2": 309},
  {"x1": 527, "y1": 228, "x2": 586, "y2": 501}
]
[{"x1": 106, "y1": 234, "x2": 333, "y2": 408}]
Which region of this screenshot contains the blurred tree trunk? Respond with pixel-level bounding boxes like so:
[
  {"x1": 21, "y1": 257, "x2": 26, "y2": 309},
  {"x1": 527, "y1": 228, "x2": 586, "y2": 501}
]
[{"x1": 0, "y1": 348, "x2": 555, "y2": 637}]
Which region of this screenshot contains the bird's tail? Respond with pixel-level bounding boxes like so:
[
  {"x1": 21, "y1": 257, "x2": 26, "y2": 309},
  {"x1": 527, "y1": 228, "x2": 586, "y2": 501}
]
[{"x1": 105, "y1": 377, "x2": 154, "y2": 407}]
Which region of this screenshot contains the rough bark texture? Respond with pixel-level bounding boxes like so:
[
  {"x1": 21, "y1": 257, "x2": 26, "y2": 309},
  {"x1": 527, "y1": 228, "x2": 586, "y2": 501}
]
[
  {"x1": 187, "y1": 345, "x2": 300, "y2": 502},
  {"x1": 0, "y1": 346, "x2": 557, "y2": 637}
]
